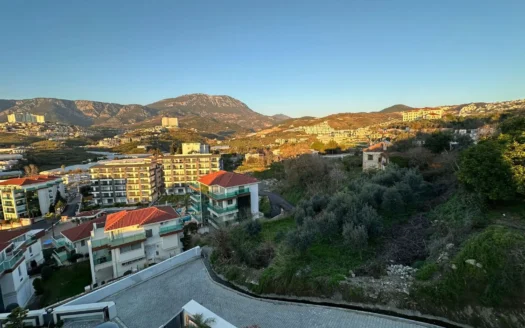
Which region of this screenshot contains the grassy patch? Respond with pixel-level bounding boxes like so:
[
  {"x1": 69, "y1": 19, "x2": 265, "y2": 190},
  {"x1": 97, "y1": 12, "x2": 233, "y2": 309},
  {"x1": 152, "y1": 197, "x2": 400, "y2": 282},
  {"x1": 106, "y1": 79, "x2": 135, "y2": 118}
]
[
  {"x1": 40, "y1": 262, "x2": 92, "y2": 306},
  {"x1": 280, "y1": 188, "x2": 304, "y2": 205},
  {"x1": 26, "y1": 148, "x2": 99, "y2": 171},
  {"x1": 260, "y1": 217, "x2": 295, "y2": 242},
  {"x1": 252, "y1": 162, "x2": 285, "y2": 180},
  {"x1": 415, "y1": 262, "x2": 438, "y2": 281},
  {"x1": 0, "y1": 132, "x2": 42, "y2": 146}
]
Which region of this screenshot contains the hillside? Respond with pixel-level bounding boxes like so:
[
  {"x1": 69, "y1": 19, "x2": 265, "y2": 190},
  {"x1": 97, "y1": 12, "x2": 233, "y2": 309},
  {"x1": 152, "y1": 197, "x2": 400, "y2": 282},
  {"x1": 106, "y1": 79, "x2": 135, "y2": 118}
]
[
  {"x1": 0, "y1": 94, "x2": 288, "y2": 133},
  {"x1": 380, "y1": 104, "x2": 413, "y2": 113},
  {"x1": 147, "y1": 94, "x2": 279, "y2": 130}
]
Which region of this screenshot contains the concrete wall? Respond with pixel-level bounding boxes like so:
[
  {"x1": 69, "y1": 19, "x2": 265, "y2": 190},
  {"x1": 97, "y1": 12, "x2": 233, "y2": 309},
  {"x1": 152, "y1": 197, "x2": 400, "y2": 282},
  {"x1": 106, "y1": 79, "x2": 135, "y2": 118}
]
[
  {"x1": 362, "y1": 151, "x2": 383, "y2": 171},
  {"x1": 249, "y1": 184, "x2": 259, "y2": 216},
  {"x1": 0, "y1": 261, "x2": 32, "y2": 307},
  {"x1": 66, "y1": 246, "x2": 201, "y2": 306}
]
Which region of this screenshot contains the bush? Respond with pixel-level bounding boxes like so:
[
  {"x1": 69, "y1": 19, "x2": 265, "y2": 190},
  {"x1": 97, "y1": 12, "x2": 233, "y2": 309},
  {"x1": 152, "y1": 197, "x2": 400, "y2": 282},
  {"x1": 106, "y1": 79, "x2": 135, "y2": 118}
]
[
  {"x1": 41, "y1": 266, "x2": 53, "y2": 281},
  {"x1": 244, "y1": 220, "x2": 262, "y2": 237},
  {"x1": 259, "y1": 196, "x2": 272, "y2": 218},
  {"x1": 415, "y1": 263, "x2": 438, "y2": 281},
  {"x1": 33, "y1": 278, "x2": 43, "y2": 295},
  {"x1": 5, "y1": 303, "x2": 19, "y2": 312}
]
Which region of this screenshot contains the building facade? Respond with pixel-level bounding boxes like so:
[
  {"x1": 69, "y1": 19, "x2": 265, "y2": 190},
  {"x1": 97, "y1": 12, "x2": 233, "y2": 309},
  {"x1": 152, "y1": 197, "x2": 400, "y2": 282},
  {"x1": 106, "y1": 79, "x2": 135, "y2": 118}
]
[
  {"x1": 362, "y1": 142, "x2": 389, "y2": 171},
  {"x1": 7, "y1": 113, "x2": 45, "y2": 124},
  {"x1": 0, "y1": 229, "x2": 45, "y2": 310},
  {"x1": 161, "y1": 117, "x2": 179, "y2": 128},
  {"x1": 87, "y1": 206, "x2": 185, "y2": 286},
  {"x1": 89, "y1": 158, "x2": 163, "y2": 206},
  {"x1": 0, "y1": 176, "x2": 65, "y2": 220},
  {"x1": 181, "y1": 143, "x2": 210, "y2": 155},
  {"x1": 402, "y1": 109, "x2": 443, "y2": 122},
  {"x1": 189, "y1": 171, "x2": 259, "y2": 228},
  {"x1": 160, "y1": 153, "x2": 221, "y2": 195}
]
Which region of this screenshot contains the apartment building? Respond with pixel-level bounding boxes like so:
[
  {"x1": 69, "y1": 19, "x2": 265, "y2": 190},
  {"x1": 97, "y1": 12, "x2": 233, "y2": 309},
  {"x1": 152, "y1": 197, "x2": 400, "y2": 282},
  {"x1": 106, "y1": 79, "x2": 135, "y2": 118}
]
[
  {"x1": 0, "y1": 229, "x2": 45, "y2": 310},
  {"x1": 0, "y1": 175, "x2": 65, "y2": 220},
  {"x1": 189, "y1": 171, "x2": 259, "y2": 228},
  {"x1": 402, "y1": 109, "x2": 444, "y2": 122},
  {"x1": 160, "y1": 153, "x2": 221, "y2": 195},
  {"x1": 362, "y1": 142, "x2": 389, "y2": 171},
  {"x1": 53, "y1": 216, "x2": 108, "y2": 265},
  {"x1": 87, "y1": 206, "x2": 185, "y2": 286},
  {"x1": 7, "y1": 112, "x2": 45, "y2": 124},
  {"x1": 161, "y1": 117, "x2": 179, "y2": 128},
  {"x1": 89, "y1": 158, "x2": 163, "y2": 206}
]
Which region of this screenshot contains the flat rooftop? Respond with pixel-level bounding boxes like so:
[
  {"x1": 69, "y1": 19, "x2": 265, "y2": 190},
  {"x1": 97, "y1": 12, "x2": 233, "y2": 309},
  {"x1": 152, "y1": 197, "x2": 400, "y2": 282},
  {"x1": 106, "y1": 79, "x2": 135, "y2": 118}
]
[{"x1": 102, "y1": 259, "x2": 436, "y2": 328}]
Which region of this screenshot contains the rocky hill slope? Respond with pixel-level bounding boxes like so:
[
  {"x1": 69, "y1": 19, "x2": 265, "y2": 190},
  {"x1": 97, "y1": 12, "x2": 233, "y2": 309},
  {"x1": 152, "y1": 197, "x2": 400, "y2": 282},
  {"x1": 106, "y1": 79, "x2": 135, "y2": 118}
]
[{"x1": 0, "y1": 94, "x2": 289, "y2": 131}]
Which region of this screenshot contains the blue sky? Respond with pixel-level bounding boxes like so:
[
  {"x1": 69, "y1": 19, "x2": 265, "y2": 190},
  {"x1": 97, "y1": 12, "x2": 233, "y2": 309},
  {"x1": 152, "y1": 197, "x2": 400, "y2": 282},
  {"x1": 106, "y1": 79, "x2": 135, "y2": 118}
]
[{"x1": 1, "y1": 0, "x2": 524, "y2": 117}]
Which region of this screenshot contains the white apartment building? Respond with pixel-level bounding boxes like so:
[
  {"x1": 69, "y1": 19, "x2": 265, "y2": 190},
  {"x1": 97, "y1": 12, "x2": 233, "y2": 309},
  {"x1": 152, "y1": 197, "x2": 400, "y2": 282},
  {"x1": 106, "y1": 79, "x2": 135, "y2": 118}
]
[
  {"x1": 0, "y1": 228, "x2": 45, "y2": 310},
  {"x1": 87, "y1": 206, "x2": 186, "y2": 286},
  {"x1": 362, "y1": 142, "x2": 389, "y2": 171},
  {"x1": 189, "y1": 171, "x2": 259, "y2": 228},
  {"x1": 0, "y1": 154, "x2": 23, "y2": 172},
  {"x1": 0, "y1": 175, "x2": 65, "y2": 220},
  {"x1": 181, "y1": 142, "x2": 210, "y2": 155},
  {"x1": 402, "y1": 109, "x2": 444, "y2": 122}
]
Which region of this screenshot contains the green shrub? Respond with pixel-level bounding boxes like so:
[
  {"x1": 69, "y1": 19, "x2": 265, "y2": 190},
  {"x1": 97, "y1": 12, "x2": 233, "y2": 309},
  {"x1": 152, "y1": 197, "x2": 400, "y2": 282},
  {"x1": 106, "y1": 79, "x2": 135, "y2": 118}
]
[
  {"x1": 33, "y1": 278, "x2": 43, "y2": 295},
  {"x1": 415, "y1": 263, "x2": 438, "y2": 281},
  {"x1": 414, "y1": 226, "x2": 525, "y2": 308},
  {"x1": 41, "y1": 266, "x2": 53, "y2": 281},
  {"x1": 389, "y1": 156, "x2": 409, "y2": 168}
]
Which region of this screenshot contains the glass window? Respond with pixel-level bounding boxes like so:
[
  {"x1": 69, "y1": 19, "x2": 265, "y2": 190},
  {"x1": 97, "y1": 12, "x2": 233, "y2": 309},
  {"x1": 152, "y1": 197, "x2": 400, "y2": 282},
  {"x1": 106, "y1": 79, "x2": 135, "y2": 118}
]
[
  {"x1": 227, "y1": 199, "x2": 233, "y2": 205},
  {"x1": 367, "y1": 154, "x2": 373, "y2": 160},
  {"x1": 145, "y1": 229, "x2": 153, "y2": 238},
  {"x1": 81, "y1": 240, "x2": 86, "y2": 247},
  {"x1": 120, "y1": 243, "x2": 141, "y2": 254}
]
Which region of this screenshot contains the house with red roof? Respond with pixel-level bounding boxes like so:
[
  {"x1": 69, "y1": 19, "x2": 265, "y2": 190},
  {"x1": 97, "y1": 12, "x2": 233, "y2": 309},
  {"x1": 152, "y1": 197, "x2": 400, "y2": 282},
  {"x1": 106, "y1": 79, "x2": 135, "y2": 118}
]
[
  {"x1": 362, "y1": 142, "x2": 390, "y2": 171},
  {"x1": 188, "y1": 170, "x2": 259, "y2": 228},
  {"x1": 0, "y1": 228, "x2": 45, "y2": 309},
  {"x1": 87, "y1": 206, "x2": 184, "y2": 285},
  {"x1": 0, "y1": 175, "x2": 65, "y2": 220}
]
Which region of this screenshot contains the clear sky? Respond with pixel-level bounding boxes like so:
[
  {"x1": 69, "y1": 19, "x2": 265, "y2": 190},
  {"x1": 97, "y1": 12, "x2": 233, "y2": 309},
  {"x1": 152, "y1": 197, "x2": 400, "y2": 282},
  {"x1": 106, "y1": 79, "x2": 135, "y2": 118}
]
[{"x1": 1, "y1": 0, "x2": 524, "y2": 117}]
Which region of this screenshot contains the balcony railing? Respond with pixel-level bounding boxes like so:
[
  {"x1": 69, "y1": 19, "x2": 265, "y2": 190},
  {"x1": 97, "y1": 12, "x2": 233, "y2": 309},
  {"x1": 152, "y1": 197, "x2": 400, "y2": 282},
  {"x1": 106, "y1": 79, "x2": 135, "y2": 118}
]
[
  {"x1": 159, "y1": 224, "x2": 184, "y2": 235},
  {"x1": 53, "y1": 250, "x2": 68, "y2": 263},
  {"x1": 52, "y1": 237, "x2": 74, "y2": 250},
  {"x1": 189, "y1": 193, "x2": 201, "y2": 201},
  {"x1": 0, "y1": 251, "x2": 24, "y2": 272},
  {"x1": 94, "y1": 254, "x2": 112, "y2": 265},
  {"x1": 92, "y1": 237, "x2": 110, "y2": 248},
  {"x1": 189, "y1": 203, "x2": 201, "y2": 212},
  {"x1": 207, "y1": 203, "x2": 238, "y2": 214},
  {"x1": 188, "y1": 183, "x2": 200, "y2": 191},
  {"x1": 109, "y1": 231, "x2": 146, "y2": 247},
  {"x1": 207, "y1": 189, "x2": 250, "y2": 200}
]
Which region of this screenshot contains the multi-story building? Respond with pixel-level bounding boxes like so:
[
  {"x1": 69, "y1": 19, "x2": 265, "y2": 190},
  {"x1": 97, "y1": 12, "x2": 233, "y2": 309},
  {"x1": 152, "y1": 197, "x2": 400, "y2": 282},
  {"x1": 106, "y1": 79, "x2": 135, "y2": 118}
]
[
  {"x1": 362, "y1": 142, "x2": 389, "y2": 171},
  {"x1": 0, "y1": 175, "x2": 65, "y2": 220},
  {"x1": 52, "y1": 216, "x2": 108, "y2": 265},
  {"x1": 0, "y1": 154, "x2": 23, "y2": 172},
  {"x1": 402, "y1": 109, "x2": 443, "y2": 122},
  {"x1": 89, "y1": 158, "x2": 163, "y2": 206},
  {"x1": 182, "y1": 142, "x2": 210, "y2": 155},
  {"x1": 0, "y1": 229, "x2": 45, "y2": 310},
  {"x1": 7, "y1": 113, "x2": 45, "y2": 124},
  {"x1": 161, "y1": 117, "x2": 179, "y2": 128},
  {"x1": 87, "y1": 206, "x2": 186, "y2": 286},
  {"x1": 189, "y1": 171, "x2": 259, "y2": 228},
  {"x1": 160, "y1": 153, "x2": 221, "y2": 195}
]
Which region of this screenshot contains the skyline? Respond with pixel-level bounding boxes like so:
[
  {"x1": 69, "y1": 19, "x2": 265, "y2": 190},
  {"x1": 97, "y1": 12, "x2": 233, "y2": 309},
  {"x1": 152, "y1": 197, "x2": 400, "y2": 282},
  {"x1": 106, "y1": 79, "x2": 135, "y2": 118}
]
[{"x1": 1, "y1": 0, "x2": 524, "y2": 117}]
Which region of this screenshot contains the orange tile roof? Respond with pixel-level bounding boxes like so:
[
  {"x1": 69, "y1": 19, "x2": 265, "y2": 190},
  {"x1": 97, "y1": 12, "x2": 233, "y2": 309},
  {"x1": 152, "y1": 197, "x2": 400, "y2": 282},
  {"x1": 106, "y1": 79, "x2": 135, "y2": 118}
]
[
  {"x1": 0, "y1": 175, "x2": 61, "y2": 186},
  {"x1": 198, "y1": 170, "x2": 258, "y2": 188},
  {"x1": 104, "y1": 206, "x2": 179, "y2": 231},
  {"x1": 364, "y1": 142, "x2": 387, "y2": 152},
  {"x1": 61, "y1": 216, "x2": 107, "y2": 242}
]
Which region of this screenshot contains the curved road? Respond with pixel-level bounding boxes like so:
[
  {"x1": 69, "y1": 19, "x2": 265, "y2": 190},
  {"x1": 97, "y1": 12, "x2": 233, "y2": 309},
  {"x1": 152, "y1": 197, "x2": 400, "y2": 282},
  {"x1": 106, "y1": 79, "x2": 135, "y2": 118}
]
[
  {"x1": 103, "y1": 259, "x2": 437, "y2": 328},
  {"x1": 260, "y1": 190, "x2": 295, "y2": 217}
]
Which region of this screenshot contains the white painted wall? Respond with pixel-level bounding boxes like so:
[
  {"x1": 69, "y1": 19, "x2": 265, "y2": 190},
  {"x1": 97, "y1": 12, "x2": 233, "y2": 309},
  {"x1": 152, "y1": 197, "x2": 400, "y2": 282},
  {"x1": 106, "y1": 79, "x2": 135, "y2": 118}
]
[
  {"x1": 24, "y1": 239, "x2": 44, "y2": 268},
  {"x1": 0, "y1": 261, "x2": 32, "y2": 307},
  {"x1": 362, "y1": 151, "x2": 386, "y2": 171},
  {"x1": 248, "y1": 183, "x2": 259, "y2": 216}
]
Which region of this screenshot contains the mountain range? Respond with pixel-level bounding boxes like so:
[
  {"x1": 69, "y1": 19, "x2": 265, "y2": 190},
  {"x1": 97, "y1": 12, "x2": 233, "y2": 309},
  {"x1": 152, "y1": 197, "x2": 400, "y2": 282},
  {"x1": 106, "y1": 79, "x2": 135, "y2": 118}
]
[{"x1": 0, "y1": 94, "x2": 291, "y2": 133}]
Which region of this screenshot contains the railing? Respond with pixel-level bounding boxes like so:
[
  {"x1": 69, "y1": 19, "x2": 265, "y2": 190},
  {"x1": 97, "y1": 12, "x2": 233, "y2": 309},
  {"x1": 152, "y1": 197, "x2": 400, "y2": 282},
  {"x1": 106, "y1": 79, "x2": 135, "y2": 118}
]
[
  {"x1": 207, "y1": 203, "x2": 238, "y2": 214},
  {"x1": 159, "y1": 224, "x2": 184, "y2": 235},
  {"x1": 109, "y1": 231, "x2": 146, "y2": 247},
  {"x1": 91, "y1": 237, "x2": 110, "y2": 248},
  {"x1": 188, "y1": 182, "x2": 200, "y2": 191},
  {"x1": 190, "y1": 203, "x2": 201, "y2": 212},
  {"x1": 207, "y1": 189, "x2": 250, "y2": 200},
  {"x1": 191, "y1": 214, "x2": 202, "y2": 223},
  {"x1": 208, "y1": 216, "x2": 222, "y2": 227},
  {"x1": 53, "y1": 250, "x2": 68, "y2": 263},
  {"x1": 0, "y1": 251, "x2": 24, "y2": 272},
  {"x1": 189, "y1": 193, "x2": 201, "y2": 201},
  {"x1": 52, "y1": 237, "x2": 74, "y2": 250},
  {"x1": 94, "y1": 255, "x2": 112, "y2": 265}
]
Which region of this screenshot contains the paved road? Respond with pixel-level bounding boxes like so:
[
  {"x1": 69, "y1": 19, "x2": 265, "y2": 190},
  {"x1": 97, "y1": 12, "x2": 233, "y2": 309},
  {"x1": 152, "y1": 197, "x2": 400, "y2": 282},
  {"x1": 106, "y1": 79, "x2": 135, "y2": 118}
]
[
  {"x1": 103, "y1": 259, "x2": 436, "y2": 328},
  {"x1": 260, "y1": 190, "x2": 295, "y2": 217},
  {"x1": 31, "y1": 195, "x2": 80, "y2": 235}
]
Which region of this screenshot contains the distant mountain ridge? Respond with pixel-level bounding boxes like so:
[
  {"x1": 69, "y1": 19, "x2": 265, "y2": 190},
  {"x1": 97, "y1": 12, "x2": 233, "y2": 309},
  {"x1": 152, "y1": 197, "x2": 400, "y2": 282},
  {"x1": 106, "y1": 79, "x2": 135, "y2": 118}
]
[
  {"x1": 0, "y1": 94, "x2": 290, "y2": 132},
  {"x1": 380, "y1": 104, "x2": 414, "y2": 113}
]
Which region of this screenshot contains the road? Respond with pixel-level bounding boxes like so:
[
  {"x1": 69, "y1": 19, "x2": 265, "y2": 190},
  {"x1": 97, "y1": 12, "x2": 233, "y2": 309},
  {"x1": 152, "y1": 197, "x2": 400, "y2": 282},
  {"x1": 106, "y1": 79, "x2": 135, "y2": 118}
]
[
  {"x1": 260, "y1": 190, "x2": 295, "y2": 217},
  {"x1": 104, "y1": 259, "x2": 436, "y2": 328},
  {"x1": 30, "y1": 195, "x2": 80, "y2": 232}
]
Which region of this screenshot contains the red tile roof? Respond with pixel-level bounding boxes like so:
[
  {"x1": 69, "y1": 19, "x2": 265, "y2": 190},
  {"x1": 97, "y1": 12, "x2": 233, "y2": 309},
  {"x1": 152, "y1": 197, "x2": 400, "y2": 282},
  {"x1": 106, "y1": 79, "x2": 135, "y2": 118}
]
[
  {"x1": 104, "y1": 206, "x2": 179, "y2": 231},
  {"x1": 364, "y1": 142, "x2": 388, "y2": 152},
  {"x1": 0, "y1": 175, "x2": 61, "y2": 186},
  {"x1": 61, "y1": 216, "x2": 107, "y2": 242},
  {"x1": 198, "y1": 170, "x2": 258, "y2": 188},
  {"x1": 0, "y1": 229, "x2": 30, "y2": 253}
]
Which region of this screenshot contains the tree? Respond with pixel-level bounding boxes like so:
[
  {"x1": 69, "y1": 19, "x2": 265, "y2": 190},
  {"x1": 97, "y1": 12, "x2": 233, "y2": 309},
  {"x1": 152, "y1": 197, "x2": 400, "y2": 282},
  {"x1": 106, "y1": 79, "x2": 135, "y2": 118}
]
[
  {"x1": 458, "y1": 140, "x2": 516, "y2": 200},
  {"x1": 41, "y1": 265, "x2": 53, "y2": 281},
  {"x1": 55, "y1": 199, "x2": 66, "y2": 213},
  {"x1": 33, "y1": 278, "x2": 43, "y2": 295},
  {"x1": 310, "y1": 140, "x2": 325, "y2": 152},
  {"x1": 5, "y1": 307, "x2": 28, "y2": 328},
  {"x1": 244, "y1": 220, "x2": 262, "y2": 237},
  {"x1": 23, "y1": 164, "x2": 39, "y2": 177},
  {"x1": 424, "y1": 131, "x2": 453, "y2": 153},
  {"x1": 342, "y1": 223, "x2": 368, "y2": 257},
  {"x1": 185, "y1": 313, "x2": 215, "y2": 328}
]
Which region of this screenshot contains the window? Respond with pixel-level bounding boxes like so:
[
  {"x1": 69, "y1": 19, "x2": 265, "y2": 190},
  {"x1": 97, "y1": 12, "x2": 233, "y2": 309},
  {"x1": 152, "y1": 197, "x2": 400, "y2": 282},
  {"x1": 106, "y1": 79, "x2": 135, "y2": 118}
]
[
  {"x1": 145, "y1": 229, "x2": 153, "y2": 238},
  {"x1": 156, "y1": 251, "x2": 159, "y2": 256},
  {"x1": 80, "y1": 240, "x2": 86, "y2": 247},
  {"x1": 120, "y1": 243, "x2": 142, "y2": 254},
  {"x1": 227, "y1": 199, "x2": 233, "y2": 205},
  {"x1": 17, "y1": 266, "x2": 22, "y2": 276},
  {"x1": 367, "y1": 154, "x2": 373, "y2": 161},
  {"x1": 28, "y1": 246, "x2": 32, "y2": 255}
]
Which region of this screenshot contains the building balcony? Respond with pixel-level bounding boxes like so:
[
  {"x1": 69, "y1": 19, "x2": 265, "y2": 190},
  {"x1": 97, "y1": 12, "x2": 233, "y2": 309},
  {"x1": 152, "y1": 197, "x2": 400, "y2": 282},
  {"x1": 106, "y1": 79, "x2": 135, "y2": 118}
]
[
  {"x1": 188, "y1": 183, "x2": 200, "y2": 191},
  {"x1": 0, "y1": 251, "x2": 24, "y2": 272},
  {"x1": 189, "y1": 193, "x2": 201, "y2": 202},
  {"x1": 110, "y1": 231, "x2": 146, "y2": 248},
  {"x1": 189, "y1": 203, "x2": 201, "y2": 212},
  {"x1": 207, "y1": 189, "x2": 250, "y2": 200},
  {"x1": 52, "y1": 237, "x2": 75, "y2": 251},
  {"x1": 53, "y1": 250, "x2": 68, "y2": 264},
  {"x1": 207, "y1": 203, "x2": 238, "y2": 215},
  {"x1": 159, "y1": 224, "x2": 184, "y2": 236},
  {"x1": 94, "y1": 254, "x2": 112, "y2": 266}
]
